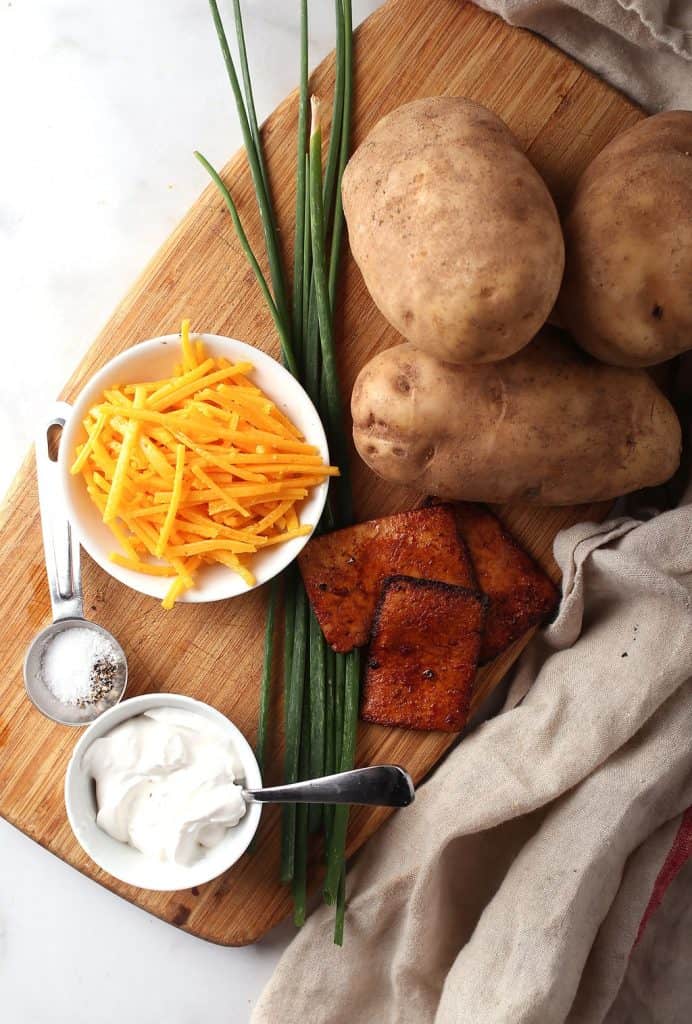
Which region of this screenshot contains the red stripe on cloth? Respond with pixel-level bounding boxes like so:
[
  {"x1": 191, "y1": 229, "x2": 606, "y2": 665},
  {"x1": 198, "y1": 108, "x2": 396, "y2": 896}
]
[{"x1": 634, "y1": 805, "x2": 692, "y2": 947}]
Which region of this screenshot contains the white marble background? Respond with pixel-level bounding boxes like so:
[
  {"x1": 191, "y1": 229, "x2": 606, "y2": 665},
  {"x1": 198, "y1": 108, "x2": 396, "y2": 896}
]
[{"x1": 0, "y1": 2, "x2": 381, "y2": 1021}]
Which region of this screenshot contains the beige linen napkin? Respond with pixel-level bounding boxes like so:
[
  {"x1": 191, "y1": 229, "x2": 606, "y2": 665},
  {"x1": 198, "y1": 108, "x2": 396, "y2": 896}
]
[
  {"x1": 476, "y1": 0, "x2": 692, "y2": 110},
  {"x1": 253, "y1": 494, "x2": 692, "y2": 1023}
]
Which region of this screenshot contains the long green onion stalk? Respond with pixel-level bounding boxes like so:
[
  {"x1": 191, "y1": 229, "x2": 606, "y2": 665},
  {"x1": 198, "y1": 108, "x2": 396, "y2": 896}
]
[
  {"x1": 308, "y1": 96, "x2": 352, "y2": 526},
  {"x1": 255, "y1": 577, "x2": 277, "y2": 774},
  {"x1": 291, "y1": 0, "x2": 310, "y2": 354},
  {"x1": 193, "y1": 151, "x2": 298, "y2": 377},
  {"x1": 206, "y1": 0, "x2": 291, "y2": 334},
  {"x1": 281, "y1": 581, "x2": 309, "y2": 882},
  {"x1": 196, "y1": 0, "x2": 358, "y2": 943}
]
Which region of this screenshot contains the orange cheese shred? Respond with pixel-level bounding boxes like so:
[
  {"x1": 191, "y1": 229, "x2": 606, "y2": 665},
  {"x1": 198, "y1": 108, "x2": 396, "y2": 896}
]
[{"x1": 71, "y1": 323, "x2": 337, "y2": 607}]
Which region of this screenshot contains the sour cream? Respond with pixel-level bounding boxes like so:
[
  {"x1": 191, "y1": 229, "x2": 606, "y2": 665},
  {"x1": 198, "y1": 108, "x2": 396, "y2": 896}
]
[{"x1": 83, "y1": 707, "x2": 246, "y2": 865}]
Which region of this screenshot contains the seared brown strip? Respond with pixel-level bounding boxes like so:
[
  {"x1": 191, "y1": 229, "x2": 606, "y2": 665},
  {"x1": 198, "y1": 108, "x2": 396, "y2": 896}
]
[
  {"x1": 361, "y1": 576, "x2": 486, "y2": 732},
  {"x1": 451, "y1": 503, "x2": 559, "y2": 663}
]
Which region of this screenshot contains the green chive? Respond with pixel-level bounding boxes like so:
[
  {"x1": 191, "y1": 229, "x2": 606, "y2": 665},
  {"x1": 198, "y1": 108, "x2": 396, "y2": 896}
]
[
  {"x1": 291, "y1": 0, "x2": 310, "y2": 352},
  {"x1": 292, "y1": 678, "x2": 311, "y2": 925},
  {"x1": 231, "y1": 0, "x2": 270, "y2": 200},
  {"x1": 255, "y1": 578, "x2": 277, "y2": 773},
  {"x1": 308, "y1": 610, "x2": 326, "y2": 832},
  {"x1": 193, "y1": 151, "x2": 298, "y2": 377},
  {"x1": 334, "y1": 652, "x2": 345, "y2": 773},
  {"x1": 280, "y1": 579, "x2": 308, "y2": 882},
  {"x1": 309, "y1": 96, "x2": 352, "y2": 526},
  {"x1": 301, "y1": 153, "x2": 313, "y2": 380},
  {"x1": 207, "y1": 0, "x2": 291, "y2": 333},
  {"x1": 324, "y1": 648, "x2": 360, "y2": 903},
  {"x1": 323, "y1": 0, "x2": 346, "y2": 232},
  {"x1": 333, "y1": 865, "x2": 346, "y2": 945},
  {"x1": 328, "y1": 0, "x2": 353, "y2": 307},
  {"x1": 323, "y1": 646, "x2": 336, "y2": 839}
]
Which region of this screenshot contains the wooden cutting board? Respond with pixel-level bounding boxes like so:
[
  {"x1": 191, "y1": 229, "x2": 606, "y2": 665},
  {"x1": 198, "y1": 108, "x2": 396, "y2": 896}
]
[{"x1": 0, "y1": 0, "x2": 641, "y2": 945}]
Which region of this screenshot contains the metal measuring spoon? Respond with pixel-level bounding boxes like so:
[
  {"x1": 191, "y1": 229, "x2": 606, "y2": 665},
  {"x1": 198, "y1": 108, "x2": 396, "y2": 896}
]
[
  {"x1": 23, "y1": 403, "x2": 127, "y2": 727},
  {"x1": 242, "y1": 765, "x2": 415, "y2": 808}
]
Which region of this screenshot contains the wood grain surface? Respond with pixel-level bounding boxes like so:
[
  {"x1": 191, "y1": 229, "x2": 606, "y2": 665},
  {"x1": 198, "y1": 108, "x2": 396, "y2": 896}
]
[{"x1": 0, "y1": 0, "x2": 641, "y2": 945}]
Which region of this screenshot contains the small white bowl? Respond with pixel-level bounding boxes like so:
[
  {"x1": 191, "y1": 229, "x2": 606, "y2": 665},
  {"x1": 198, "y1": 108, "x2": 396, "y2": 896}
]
[
  {"x1": 64, "y1": 692, "x2": 262, "y2": 891},
  {"x1": 60, "y1": 333, "x2": 329, "y2": 602}
]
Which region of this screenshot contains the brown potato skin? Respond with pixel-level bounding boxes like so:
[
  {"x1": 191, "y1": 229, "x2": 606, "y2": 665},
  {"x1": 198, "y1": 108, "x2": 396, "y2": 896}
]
[
  {"x1": 559, "y1": 111, "x2": 692, "y2": 367},
  {"x1": 351, "y1": 328, "x2": 681, "y2": 505},
  {"x1": 342, "y1": 96, "x2": 564, "y2": 365}
]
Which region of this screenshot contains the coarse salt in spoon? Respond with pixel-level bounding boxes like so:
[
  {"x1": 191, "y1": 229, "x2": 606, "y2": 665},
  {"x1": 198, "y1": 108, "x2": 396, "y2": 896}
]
[{"x1": 24, "y1": 403, "x2": 127, "y2": 727}]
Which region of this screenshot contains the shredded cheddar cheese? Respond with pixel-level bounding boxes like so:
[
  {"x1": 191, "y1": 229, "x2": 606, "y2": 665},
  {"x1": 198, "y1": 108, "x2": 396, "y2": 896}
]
[{"x1": 71, "y1": 322, "x2": 338, "y2": 608}]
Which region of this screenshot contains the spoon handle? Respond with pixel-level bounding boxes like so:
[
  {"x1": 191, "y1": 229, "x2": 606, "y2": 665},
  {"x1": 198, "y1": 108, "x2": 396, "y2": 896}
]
[
  {"x1": 36, "y1": 404, "x2": 84, "y2": 622},
  {"x1": 243, "y1": 765, "x2": 414, "y2": 807}
]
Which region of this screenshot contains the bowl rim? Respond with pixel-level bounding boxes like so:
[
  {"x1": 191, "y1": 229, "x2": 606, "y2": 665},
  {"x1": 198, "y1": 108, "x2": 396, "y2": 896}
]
[
  {"x1": 59, "y1": 332, "x2": 329, "y2": 603},
  {"x1": 64, "y1": 691, "x2": 263, "y2": 891}
]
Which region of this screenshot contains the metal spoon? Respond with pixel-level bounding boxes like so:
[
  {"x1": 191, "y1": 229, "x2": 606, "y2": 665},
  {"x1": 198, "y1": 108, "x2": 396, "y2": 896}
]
[
  {"x1": 242, "y1": 765, "x2": 415, "y2": 807},
  {"x1": 23, "y1": 403, "x2": 128, "y2": 727}
]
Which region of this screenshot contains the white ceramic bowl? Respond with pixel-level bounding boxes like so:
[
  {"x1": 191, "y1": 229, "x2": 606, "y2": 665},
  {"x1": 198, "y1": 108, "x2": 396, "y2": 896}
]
[
  {"x1": 60, "y1": 333, "x2": 329, "y2": 602},
  {"x1": 64, "y1": 692, "x2": 262, "y2": 891}
]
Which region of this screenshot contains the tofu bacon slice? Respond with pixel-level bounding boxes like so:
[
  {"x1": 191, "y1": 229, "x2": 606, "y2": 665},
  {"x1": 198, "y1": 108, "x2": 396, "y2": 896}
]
[
  {"x1": 451, "y1": 503, "x2": 559, "y2": 663},
  {"x1": 298, "y1": 504, "x2": 476, "y2": 653},
  {"x1": 361, "y1": 576, "x2": 486, "y2": 732}
]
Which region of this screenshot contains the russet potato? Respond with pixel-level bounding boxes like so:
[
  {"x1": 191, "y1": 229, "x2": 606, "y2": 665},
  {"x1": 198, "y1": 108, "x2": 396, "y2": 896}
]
[
  {"x1": 559, "y1": 111, "x2": 692, "y2": 367},
  {"x1": 342, "y1": 97, "x2": 564, "y2": 365},
  {"x1": 351, "y1": 328, "x2": 681, "y2": 505}
]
